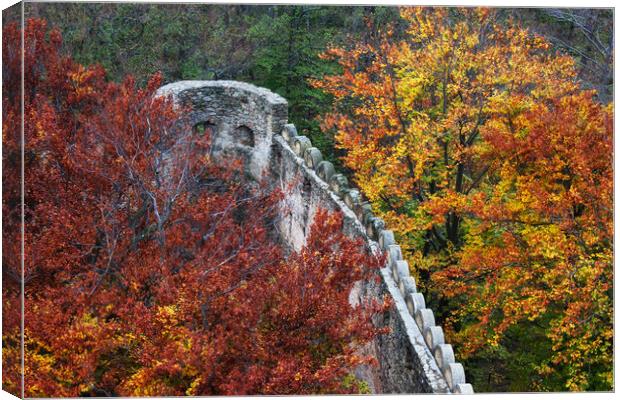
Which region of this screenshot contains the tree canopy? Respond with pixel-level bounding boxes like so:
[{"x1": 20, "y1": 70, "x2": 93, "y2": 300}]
[
  {"x1": 2, "y1": 4, "x2": 614, "y2": 394},
  {"x1": 313, "y1": 7, "x2": 613, "y2": 392},
  {"x1": 2, "y1": 18, "x2": 386, "y2": 397}
]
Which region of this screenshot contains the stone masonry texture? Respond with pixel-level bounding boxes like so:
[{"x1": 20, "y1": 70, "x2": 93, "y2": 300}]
[{"x1": 156, "y1": 80, "x2": 471, "y2": 394}]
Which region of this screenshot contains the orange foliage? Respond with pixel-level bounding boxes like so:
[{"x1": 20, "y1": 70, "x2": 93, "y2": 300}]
[
  {"x1": 2, "y1": 19, "x2": 386, "y2": 396},
  {"x1": 314, "y1": 7, "x2": 612, "y2": 391}
]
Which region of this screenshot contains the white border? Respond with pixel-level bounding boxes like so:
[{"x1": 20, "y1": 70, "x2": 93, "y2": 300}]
[{"x1": 0, "y1": 1, "x2": 616, "y2": 400}]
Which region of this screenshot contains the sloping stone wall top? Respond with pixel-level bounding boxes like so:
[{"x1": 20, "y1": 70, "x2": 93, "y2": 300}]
[
  {"x1": 157, "y1": 80, "x2": 288, "y2": 110},
  {"x1": 157, "y1": 80, "x2": 473, "y2": 395}
]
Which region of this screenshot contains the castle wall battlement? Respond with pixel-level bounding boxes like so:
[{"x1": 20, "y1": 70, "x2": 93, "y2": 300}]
[{"x1": 157, "y1": 80, "x2": 474, "y2": 394}]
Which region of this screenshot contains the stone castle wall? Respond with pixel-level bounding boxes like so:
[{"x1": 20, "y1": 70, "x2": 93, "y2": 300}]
[
  {"x1": 157, "y1": 80, "x2": 474, "y2": 394},
  {"x1": 157, "y1": 80, "x2": 288, "y2": 180}
]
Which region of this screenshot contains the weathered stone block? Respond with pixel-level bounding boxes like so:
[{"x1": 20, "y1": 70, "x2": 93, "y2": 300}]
[
  {"x1": 423, "y1": 326, "x2": 444, "y2": 352},
  {"x1": 304, "y1": 147, "x2": 323, "y2": 169},
  {"x1": 329, "y1": 173, "x2": 349, "y2": 196},
  {"x1": 393, "y1": 260, "x2": 410, "y2": 283},
  {"x1": 344, "y1": 189, "x2": 362, "y2": 209},
  {"x1": 433, "y1": 344, "x2": 455, "y2": 372},
  {"x1": 386, "y1": 245, "x2": 403, "y2": 272},
  {"x1": 415, "y1": 308, "x2": 435, "y2": 333},
  {"x1": 444, "y1": 363, "x2": 466, "y2": 391},
  {"x1": 366, "y1": 217, "x2": 385, "y2": 240},
  {"x1": 316, "y1": 160, "x2": 335, "y2": 182},
  {"x1": 281, "y1": 123, "x2": 298, "y2": 143},
  {"x1": 293, "y1": 136, "x2": 312, "y2": 157},
  {"x1": 356, "y1": 201, "x2": 372, "y2": 221},
  {"x1": 454, "y1": 383, "x2": 474, "y2": 394},
  {"x1": 399, "y1": 275, "x2": 417, "y2": 297},
  {"x1": 405, "y1": 292, "x2": 426, "y2": 317},
  {"x1": 379, "y1": 230, "x2": 395, "y2": 250}
]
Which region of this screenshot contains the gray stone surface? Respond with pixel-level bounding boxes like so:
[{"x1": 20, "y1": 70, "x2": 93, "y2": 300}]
[
  {"x1": 270, "y1": 136, "x2": 450, "y2": 393},
  {"x1": 157, "y1": 80, "x2": 288, "y2": 180},
  {"x1": 158, "y1": 80, "x2": 472, "y2": 394}
]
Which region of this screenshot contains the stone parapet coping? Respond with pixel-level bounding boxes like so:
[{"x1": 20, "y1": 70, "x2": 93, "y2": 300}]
[
  {"x1": 157, "y1": 80, "x2": 474, "y2": 394},
  {"x1": 275, "y1": 130, "x2": 473, "y2": 394}
]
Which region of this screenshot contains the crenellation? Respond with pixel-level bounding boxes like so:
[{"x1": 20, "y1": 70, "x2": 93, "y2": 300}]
[
  {"x1": 316, "y1": 160, "x2": 335, "y2": 182},
  {"x1": 281, "y1": 123, "x2": 298, "y2": 143},
  {"x1": 303, "y1": 147, "x2": 323, "y2": 169},
  {"x1": 378, "y1": 229, "x2": 395, "y2": 250},
  {"x1": 393, "y1": 260, "x2": 411, "y2": 284},
  {"x1": 406, "y1": 292, "x2": 426, "y2": 317},
  {"x1": 328, "y1": 173, "x2": 349, "y2": 197},
  {"x1": 399, "y1": 275, "x2": 417, "y2": 298},
  {"x1": 434, "y1": 343, "x2": 455, "y2": 371},
  {"x1": 158, "y1": 80, "x2": 474, "y2": 394},
  {"x1": 424, "y1": 326, "x2": 445, "y2": 352}
]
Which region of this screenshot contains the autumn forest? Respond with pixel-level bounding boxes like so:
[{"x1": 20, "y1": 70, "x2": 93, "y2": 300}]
[{"x1": 1, "y1": 2, "x2": 614, "y2": 396}]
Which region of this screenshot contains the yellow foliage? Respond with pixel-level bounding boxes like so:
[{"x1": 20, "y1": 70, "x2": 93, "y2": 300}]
[{"x1": 315, "y1": 6, "x2": 612, "y2": 391}]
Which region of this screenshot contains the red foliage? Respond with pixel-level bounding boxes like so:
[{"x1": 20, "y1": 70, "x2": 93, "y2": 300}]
[{"x1": 2, "y1": 19, "x2": 386, "y2": 396}]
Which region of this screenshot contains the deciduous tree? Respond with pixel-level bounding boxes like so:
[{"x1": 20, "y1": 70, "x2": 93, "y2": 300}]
[
  {"x1": 314, "y1": 7, "x2": 612, "y2": 391},
  {"x1": 2, "y1": 19, "x2": 386, "y2": 397}
]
